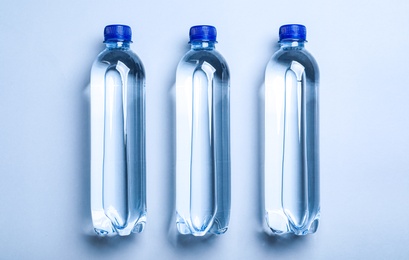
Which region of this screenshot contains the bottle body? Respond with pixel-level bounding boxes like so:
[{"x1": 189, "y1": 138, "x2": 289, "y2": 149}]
[
  {"x1": 264, "y1": 32, "x2": 320, "y2": 235},
  {"x1": 176, "y1": 36, "x2": 230, "y2": 236},
  {"x1": 90, "y1": 35, "x2": 146, "y2": 236}
]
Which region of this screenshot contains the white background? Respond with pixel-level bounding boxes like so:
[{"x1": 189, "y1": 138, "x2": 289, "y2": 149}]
[{"x1": 1, "y1": 0, "x2": 409, "y2": 259}]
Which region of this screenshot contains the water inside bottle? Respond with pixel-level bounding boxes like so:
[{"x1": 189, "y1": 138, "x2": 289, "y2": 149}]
[
  {"x1": 176, "y1": 50, "x2": 230, "y2": 236},
  {"x1": 91, "y1": 48, "x2": 146, "y2": 236},
  {"x1": 264, "y1": 49, "x2": 320, "y2": 235}
]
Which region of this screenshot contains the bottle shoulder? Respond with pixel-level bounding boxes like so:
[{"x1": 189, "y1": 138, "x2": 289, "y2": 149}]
[
  {"x1": 268, "y1": 48, "x2": 319, "y2": 76},
  {"x1": 93, "y1": 48, "x2": 145, "y2": 73},
  {"x1": 266, "y1": 48, "x2": 319, "y2": 83},
  {"x1": 270, "y1": 48, "x2": 318, "y2": 69},
  {"x1": 181, "y1": 49, "x2": 227, "y2": 64},
  {"x1": 178, "y1": 49, "x2": 229, "y2": 74}
]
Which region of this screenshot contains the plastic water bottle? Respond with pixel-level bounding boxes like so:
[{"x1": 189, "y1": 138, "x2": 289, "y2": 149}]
[
  {"x1": 264, "y1": 24, "x2": 320, "y2": 235},
  {"x1": 90, "y1": 24, "x2": 146, "y2": 236},
  {"x1": 175, "y1": 25, "x2": 230, "y2": 236}
]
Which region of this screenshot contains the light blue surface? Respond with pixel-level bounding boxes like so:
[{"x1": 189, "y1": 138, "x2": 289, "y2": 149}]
[{"x1": 0, "y1": 0, "x2": 409, "y2": 259}]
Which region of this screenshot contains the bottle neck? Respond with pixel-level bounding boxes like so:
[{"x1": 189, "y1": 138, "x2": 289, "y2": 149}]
[
  {"x1": 279, "y1": 40, "x2": 306, "y2": 49},
  {"x1": 105, "y1": 41, "x2": 131, "y2": 49},
  {"x1": 190, "y1": 40, "x2": 216, "y2": 50}
]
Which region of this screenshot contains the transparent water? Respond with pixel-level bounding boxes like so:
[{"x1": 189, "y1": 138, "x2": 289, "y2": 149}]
[
  {"x1": 176, "y1": 42, "x2": 230, "y2": 236},
  {"x1": 90, "y1": 42, "x2": 146, "y2": 236},
  {"x1": 264, "y1": 41, "x2": 320, "y2": 235}
]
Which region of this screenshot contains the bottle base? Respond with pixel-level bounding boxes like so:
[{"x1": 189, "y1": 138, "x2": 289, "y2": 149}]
[
  {"x1": 92, "y1": 210, "x2": 146, "y2": 237},
  {"x1": 176, "y1": 213, "x2": 228, "y2": 236},
  {"x1": 265, "y1": 210, "x2": 320, "y2": 236}
]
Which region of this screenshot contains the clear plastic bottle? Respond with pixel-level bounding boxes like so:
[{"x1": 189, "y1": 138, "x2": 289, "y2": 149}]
[
  {"x1": 90, "y1": 24, "x2": 146, "y2": 236},
  {"x1": 175, "y1": 25, "x2": 230, "y2": 236},
  {"x1": 264, "y1": 24, "x2": 320, "y2": 235}
]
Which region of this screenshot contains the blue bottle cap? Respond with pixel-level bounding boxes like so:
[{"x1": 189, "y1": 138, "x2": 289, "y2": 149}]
[
  {"x1": 189, "y1": 25, "x2": 217, "y2": 42},
  {"x1": 104, "y1": 24, "x2": 132, "y2": 42},
  {"x1": 279, "y1": 24, "x2": 306, "y2": 41}
]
